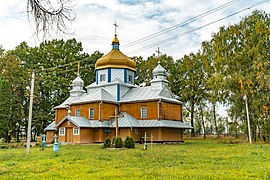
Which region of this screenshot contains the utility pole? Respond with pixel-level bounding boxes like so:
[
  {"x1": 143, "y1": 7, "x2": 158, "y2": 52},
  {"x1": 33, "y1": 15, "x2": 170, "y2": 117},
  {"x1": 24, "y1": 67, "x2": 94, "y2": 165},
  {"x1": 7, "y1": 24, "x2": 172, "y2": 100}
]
[
  {"x1": 115, "y1": 108, "x2": 118, "y2": 137},
  {"x1": 243, "y1": 94, "x2": 252, "y2": 144},
  {"x1": 26, "y1": 71, "x2": 35, "y2": 153}
]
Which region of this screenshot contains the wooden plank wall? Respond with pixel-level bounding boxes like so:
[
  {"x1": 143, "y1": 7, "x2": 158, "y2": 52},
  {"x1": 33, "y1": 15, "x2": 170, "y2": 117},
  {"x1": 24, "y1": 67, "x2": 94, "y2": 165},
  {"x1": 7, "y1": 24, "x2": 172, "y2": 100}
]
[
  {"x1": 120, "y1": 101, "x2": 158, "y2": 120},
  {"x1": 56, "y1": 102, "x2": 117, "y2": 122},
  {"x1": 161, "y1": 102, "x2": 182, "y2": 121}
]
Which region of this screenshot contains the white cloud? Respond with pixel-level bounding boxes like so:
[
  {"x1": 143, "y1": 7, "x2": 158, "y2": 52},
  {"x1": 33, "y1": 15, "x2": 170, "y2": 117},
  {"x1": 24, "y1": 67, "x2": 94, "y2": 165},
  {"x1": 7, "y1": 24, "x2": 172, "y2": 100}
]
[{"x1": 0, "y1": 0, "x2": 269, "y2": 60}]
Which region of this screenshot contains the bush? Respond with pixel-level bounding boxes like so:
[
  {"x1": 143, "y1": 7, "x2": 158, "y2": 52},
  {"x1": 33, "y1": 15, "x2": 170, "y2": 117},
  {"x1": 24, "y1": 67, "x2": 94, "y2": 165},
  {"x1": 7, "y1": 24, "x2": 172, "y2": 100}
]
[
  {"x1": 35, "y1": 141, "x2": 42, "y2": 147},
  {"x1": 114, "y1": 136, "x2": 123, "y2": 148},
  {"x1": 103, "y1": 137, "x2": 111, "y2": 148},
  {"x1": 124, "y1": 136, "x2": 135, "y2": 149}
]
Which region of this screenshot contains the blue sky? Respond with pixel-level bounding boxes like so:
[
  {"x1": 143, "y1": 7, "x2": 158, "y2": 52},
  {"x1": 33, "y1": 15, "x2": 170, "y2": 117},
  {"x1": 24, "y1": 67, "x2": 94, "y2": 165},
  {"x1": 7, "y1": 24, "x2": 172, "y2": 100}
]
[{"x1": 0, "y1": 0, "x2": 269, "y2": 61}]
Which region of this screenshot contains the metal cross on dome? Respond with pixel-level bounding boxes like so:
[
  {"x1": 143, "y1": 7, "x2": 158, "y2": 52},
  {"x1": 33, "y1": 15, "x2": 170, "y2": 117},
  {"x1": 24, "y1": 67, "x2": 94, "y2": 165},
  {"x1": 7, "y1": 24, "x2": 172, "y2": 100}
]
[
  {"x1": 113, "y1": 21, "x2": 118, "y2": 35},
  {"x1": 156, "y1": 47, "x2": 162, "y2": 58}
]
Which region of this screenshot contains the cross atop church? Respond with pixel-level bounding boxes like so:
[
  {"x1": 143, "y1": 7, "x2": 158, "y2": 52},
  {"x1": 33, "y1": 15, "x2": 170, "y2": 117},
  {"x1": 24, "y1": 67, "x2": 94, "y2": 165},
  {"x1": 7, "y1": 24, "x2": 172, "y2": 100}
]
[
  {"x1": 77, "y1": 61, "x2": 80, "y2": 76},
  {"x1": 113, "y1": 21, "x2": 118, "y2": 35},
  {"x1": 156, "y1": 47, "x2": 162, "y2": 58}
]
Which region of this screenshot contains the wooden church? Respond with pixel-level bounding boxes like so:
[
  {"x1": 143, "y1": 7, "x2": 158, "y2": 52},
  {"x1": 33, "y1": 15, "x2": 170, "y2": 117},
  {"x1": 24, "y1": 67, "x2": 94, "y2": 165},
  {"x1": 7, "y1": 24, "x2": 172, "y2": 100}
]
[{"x1": 45, "y1": 34, "x2": 192, "y2": 143}]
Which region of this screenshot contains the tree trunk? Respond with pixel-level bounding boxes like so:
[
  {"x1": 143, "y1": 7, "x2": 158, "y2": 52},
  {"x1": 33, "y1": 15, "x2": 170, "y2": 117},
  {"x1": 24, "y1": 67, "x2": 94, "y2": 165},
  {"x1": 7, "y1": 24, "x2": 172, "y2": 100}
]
[
  {"x1": 213, "y1": 103, "x2": 219, "y2": 138},
  {"x1": 199, "y1": 104, "x2": 206, "y2": 139},
  {"x1": 190, "y1": 103, "x2": 195, "y2": 137},
  {"x1": 258, "y1": 125, "x2": 261, "y2": 139},
  {"x1": 16, "y1": 125, "x2": 20, "y2": 142},
  {"x1": 253, "y1": 125, "x2": 256, "y2": 142}
]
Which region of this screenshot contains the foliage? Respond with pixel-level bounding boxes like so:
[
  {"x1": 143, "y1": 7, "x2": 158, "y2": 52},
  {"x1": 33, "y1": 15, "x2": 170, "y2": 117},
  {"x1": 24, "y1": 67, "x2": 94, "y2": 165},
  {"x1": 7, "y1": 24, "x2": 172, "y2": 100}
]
[
  {"x1": 0, "y1": 77, "x2": 12, "y2": 142},
  {"x1": 114, "y1": 136, "x2": 123, "y2": 148},
  {"x1": 103, "y1": 137, "x2": 111, "y2": 148},
  {"x1": 206, "y1": 10, "x2": 270, "y2": 139},
  {"x1": 0, "y1": 140, "x2": 270, "y2": 179},
  {"x1": 124, "y1": 136, "x2": 135, "y2": 149},
  {"x1": 173, "y1": 52, "x2": 207, "y2": 136}
]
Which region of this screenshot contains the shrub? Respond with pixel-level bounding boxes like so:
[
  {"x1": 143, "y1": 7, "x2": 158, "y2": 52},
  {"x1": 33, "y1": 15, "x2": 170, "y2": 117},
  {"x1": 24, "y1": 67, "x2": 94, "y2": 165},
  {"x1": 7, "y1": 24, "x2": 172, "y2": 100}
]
[
  {"x1": 114, "y1": 136, "x2": 123, "y2": 148},
  {"x1": 35, "y1": 141, "x2": 42, "y2": 147},
  {"x1": 124, "y1": 136, "x2": 135, "y2": 149},
  {"x1": 103, "y1": 137, "x2": 111, "y2": 148}
]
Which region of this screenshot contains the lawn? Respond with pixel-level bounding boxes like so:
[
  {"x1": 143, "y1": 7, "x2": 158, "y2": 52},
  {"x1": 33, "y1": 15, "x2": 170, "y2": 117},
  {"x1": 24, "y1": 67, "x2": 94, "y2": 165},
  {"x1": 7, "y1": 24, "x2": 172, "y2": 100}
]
[{"x1": 0, "y1": 140, "x2": 270, "y2": 179}]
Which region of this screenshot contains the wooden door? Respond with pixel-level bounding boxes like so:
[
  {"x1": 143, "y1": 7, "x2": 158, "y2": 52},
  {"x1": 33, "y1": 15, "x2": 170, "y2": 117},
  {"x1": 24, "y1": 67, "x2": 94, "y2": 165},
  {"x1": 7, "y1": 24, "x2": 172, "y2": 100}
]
[{"x1": 66, "y1": 128, "x2": 73, "y2": 143}]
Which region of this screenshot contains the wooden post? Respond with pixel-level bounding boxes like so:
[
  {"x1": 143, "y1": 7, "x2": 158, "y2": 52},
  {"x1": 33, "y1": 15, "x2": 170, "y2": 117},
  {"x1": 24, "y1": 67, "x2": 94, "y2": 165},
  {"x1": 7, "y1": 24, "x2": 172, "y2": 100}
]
[{"x1": 150, "y1": 133, "x2": 154, "y2": 149}]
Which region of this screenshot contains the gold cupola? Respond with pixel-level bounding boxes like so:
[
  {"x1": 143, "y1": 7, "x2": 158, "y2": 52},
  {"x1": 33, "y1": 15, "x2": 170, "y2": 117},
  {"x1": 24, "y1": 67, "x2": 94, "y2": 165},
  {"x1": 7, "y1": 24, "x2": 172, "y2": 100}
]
[{"x1": 95, "y1": 35, "x2": 136, "y2": 71}]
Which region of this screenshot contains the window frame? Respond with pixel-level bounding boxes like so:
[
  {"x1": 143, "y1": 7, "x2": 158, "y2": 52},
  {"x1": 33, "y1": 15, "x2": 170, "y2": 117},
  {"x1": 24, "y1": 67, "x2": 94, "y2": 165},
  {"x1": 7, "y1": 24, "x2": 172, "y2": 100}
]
[
  {"x1": 141, "y1": 107, "x2": 147, "y2": 118},
  {"x1": 89, "y1": 108, "x2": 94, "y2": 119},
  {"x1": 100, "y1": 74, "x2": 106, "y2": 82},
  {"x1": 73, "y1": 127, "x2": 80, "y2": 135},
  {"x1": 75, "y1": 109, "x2": 80, "y2": 116},
  {"x1": 128, "y1": 75, "x2": 133, "y2": 82},
  {"x1": 59, "y1": 127, "x2": 65, "y2": 136}
]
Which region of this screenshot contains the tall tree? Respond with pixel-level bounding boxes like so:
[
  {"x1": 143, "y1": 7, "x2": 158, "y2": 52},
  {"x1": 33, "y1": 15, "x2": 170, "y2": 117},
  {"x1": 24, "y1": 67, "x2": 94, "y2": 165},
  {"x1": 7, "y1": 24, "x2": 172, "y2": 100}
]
[
  {"x1": 12, "y1": 39, "x2": 101, "y2": 136},
  {"x1": 174, "y1": 52, "x2": 207, "y2": 136},
  {"x1": 0, "y1": 77, "x2": 13, "y2": 142},
  {"x1": 0, "y1": 50, "x2": 29, "y2": 142},
  {"x1": 210, "y1": 10, "x2": 270, "y2": 140}
]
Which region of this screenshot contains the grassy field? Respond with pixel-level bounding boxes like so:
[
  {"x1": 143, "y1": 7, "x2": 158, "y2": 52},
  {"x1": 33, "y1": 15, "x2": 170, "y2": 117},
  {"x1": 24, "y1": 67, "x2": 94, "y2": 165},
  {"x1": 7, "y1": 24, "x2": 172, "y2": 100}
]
[{"x1": 0, "y1": 140, "x2": 270, "y2": 179}]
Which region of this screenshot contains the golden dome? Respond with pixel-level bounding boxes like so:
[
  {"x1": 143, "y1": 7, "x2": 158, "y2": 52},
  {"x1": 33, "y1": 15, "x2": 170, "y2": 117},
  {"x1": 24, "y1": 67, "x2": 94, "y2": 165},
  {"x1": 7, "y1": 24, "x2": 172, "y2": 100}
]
[
  {"x1": 95, "y1": 36, "x2": 136, "y2": 71},
  {"x1": 112, "y1": 35, "x2": 119, "y2": 43}
]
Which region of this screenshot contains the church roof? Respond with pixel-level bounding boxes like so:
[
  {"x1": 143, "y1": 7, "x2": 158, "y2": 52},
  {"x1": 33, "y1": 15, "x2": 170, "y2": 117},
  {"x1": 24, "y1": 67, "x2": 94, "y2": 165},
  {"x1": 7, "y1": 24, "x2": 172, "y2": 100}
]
[
  {"x1": 44, "y1": 121, "x2": 56, "y2": 131},
  {"x1": 56, "y1": 116, "x2": 92, "y2": 128},
  {"x1": 72, "y1": 76, "x2": 84, "y2": 86},
  {"x1": 55, "y1": 88, "x2": 116, "y2": 108},
  {"x1": 95, "y1": 36, "x2": 136, "y2": 71},
  {"x1": 153, "y1": 61, "x2": 166, "y2": 76},
  {"x1": 46, "y1": 112, "x2": 192, "y2": 131},
  {"x1": 55, "y1": 84, "x2": 181, "y2": 108},
  {"x1": 121, "y1": 86, "x2": 182, "y2": 104},
  {"x1": 110, "y1": 112, "x2": 142, "y2": 127}
]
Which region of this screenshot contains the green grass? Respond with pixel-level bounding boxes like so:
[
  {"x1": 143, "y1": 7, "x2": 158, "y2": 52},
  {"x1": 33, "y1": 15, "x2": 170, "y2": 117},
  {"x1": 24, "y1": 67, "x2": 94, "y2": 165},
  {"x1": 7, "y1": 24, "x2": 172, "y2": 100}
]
[{"x1": 0, "y1": 140, "x2": 270, "y2": 179}]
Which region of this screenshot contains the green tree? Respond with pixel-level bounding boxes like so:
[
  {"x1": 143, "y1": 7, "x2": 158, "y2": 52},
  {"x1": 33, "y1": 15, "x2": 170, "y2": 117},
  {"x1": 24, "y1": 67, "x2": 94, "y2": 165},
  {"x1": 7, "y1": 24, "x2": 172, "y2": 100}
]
[
  {"x1": 174, "y1": 52, "x2": 207, "y2": 136},
  {"x1": 12, "y1": 39, "x2": 102, "y2": 137},
  {"x1": 0, "y1": 77, "x2": 13, "y2": 142},
  {"x1": 0, "y1": 50, "x2": 29, "y2": 142},
  {"x1": 209, "y1": 10, "x2": 270, "y2": 140}
]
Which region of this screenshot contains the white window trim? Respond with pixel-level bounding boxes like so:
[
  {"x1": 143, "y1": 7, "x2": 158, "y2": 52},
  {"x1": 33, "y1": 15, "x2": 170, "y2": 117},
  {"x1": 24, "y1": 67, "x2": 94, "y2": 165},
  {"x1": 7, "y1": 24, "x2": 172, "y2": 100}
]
[
  {"x1": 100, "y1": 74, "x2": 106, "y2": 82},
  {"x1": 59, "y1": 127, "x2": 65, "y2": 136},
  {"x1": 73, "y1": 127, "x2": 80, "y2": 135},
  {"x1": 89, "y1": 108, "x2": 94, "y2": 119},
  {"x1": 141, "y1": 107, "x2": 147, "y2": 118}
]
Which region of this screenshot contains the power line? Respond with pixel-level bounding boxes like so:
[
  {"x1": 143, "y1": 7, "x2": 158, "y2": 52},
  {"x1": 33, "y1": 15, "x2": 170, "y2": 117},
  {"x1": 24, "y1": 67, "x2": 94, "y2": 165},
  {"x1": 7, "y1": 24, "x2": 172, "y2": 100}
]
[
  {"x1": 34, "y1": 56, "x2": 94, "y2": 73},
  {"x1": 126, "y1": 0, "x2": 270, "y2": 55},
  {"x1": 122, "y1": 0, "x2": 241, "y2": 48}
]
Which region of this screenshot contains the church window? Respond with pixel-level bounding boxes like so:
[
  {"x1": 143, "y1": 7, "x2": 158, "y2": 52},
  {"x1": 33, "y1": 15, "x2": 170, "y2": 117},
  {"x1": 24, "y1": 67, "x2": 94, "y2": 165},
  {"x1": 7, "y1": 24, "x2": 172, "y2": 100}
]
[
  {"x1": 100, "y1": 74, "x2": 106, "y2": 82},
  {"x1": 141, "y1": 107, "x2": 147, "y2": 118},
  {"x1": 59, "y1": 127, "x2": 65, "y2": 136},
  {"x1": 134, "y1": 128, "x2": 139, "y2": 135},
  {"x1": 128, "y1": 75, "x2": 133, "y2": 82},
  {"x1": 75, "y1": 109, "x2": 80, "y2": 116},
  {"x1": 89, "y1": 108, "x2": 94, "y2": 119},
  {"x1": 73, "y1": 127, "x2": 80, "y2": 135}
]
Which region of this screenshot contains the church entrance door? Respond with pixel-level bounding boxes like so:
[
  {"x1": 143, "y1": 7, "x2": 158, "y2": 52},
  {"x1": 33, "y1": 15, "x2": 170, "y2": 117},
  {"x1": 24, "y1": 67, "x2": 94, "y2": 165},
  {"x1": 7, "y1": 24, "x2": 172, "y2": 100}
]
[{"x1": 66, "y1": 127, "x2": 73, "y2": 143}]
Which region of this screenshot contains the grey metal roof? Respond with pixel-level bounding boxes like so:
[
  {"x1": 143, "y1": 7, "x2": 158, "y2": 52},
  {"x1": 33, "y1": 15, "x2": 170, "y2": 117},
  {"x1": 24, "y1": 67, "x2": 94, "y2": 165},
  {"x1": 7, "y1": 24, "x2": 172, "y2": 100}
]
[
  {"x1": 56, "y1": 116, "x2": 92, "y2": 128},
  {"x1": 46, "y1": 112, "x2": 192, "y2": 130},
  {"x1": 110, "y1": 112, "x2": 142, "y2": 127},
  {"x1": 55, "y1": 88, "x2": 116, "y2": 108},
  {"x1": 140, "y1": 120, "x2": 193, "y2": 129},
  {"x1": 44, "y1": 121, "x2": 56, "y2": 131},
  {"x1": 121, "y1": 86, "x2": 182, "y2": 104}
]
